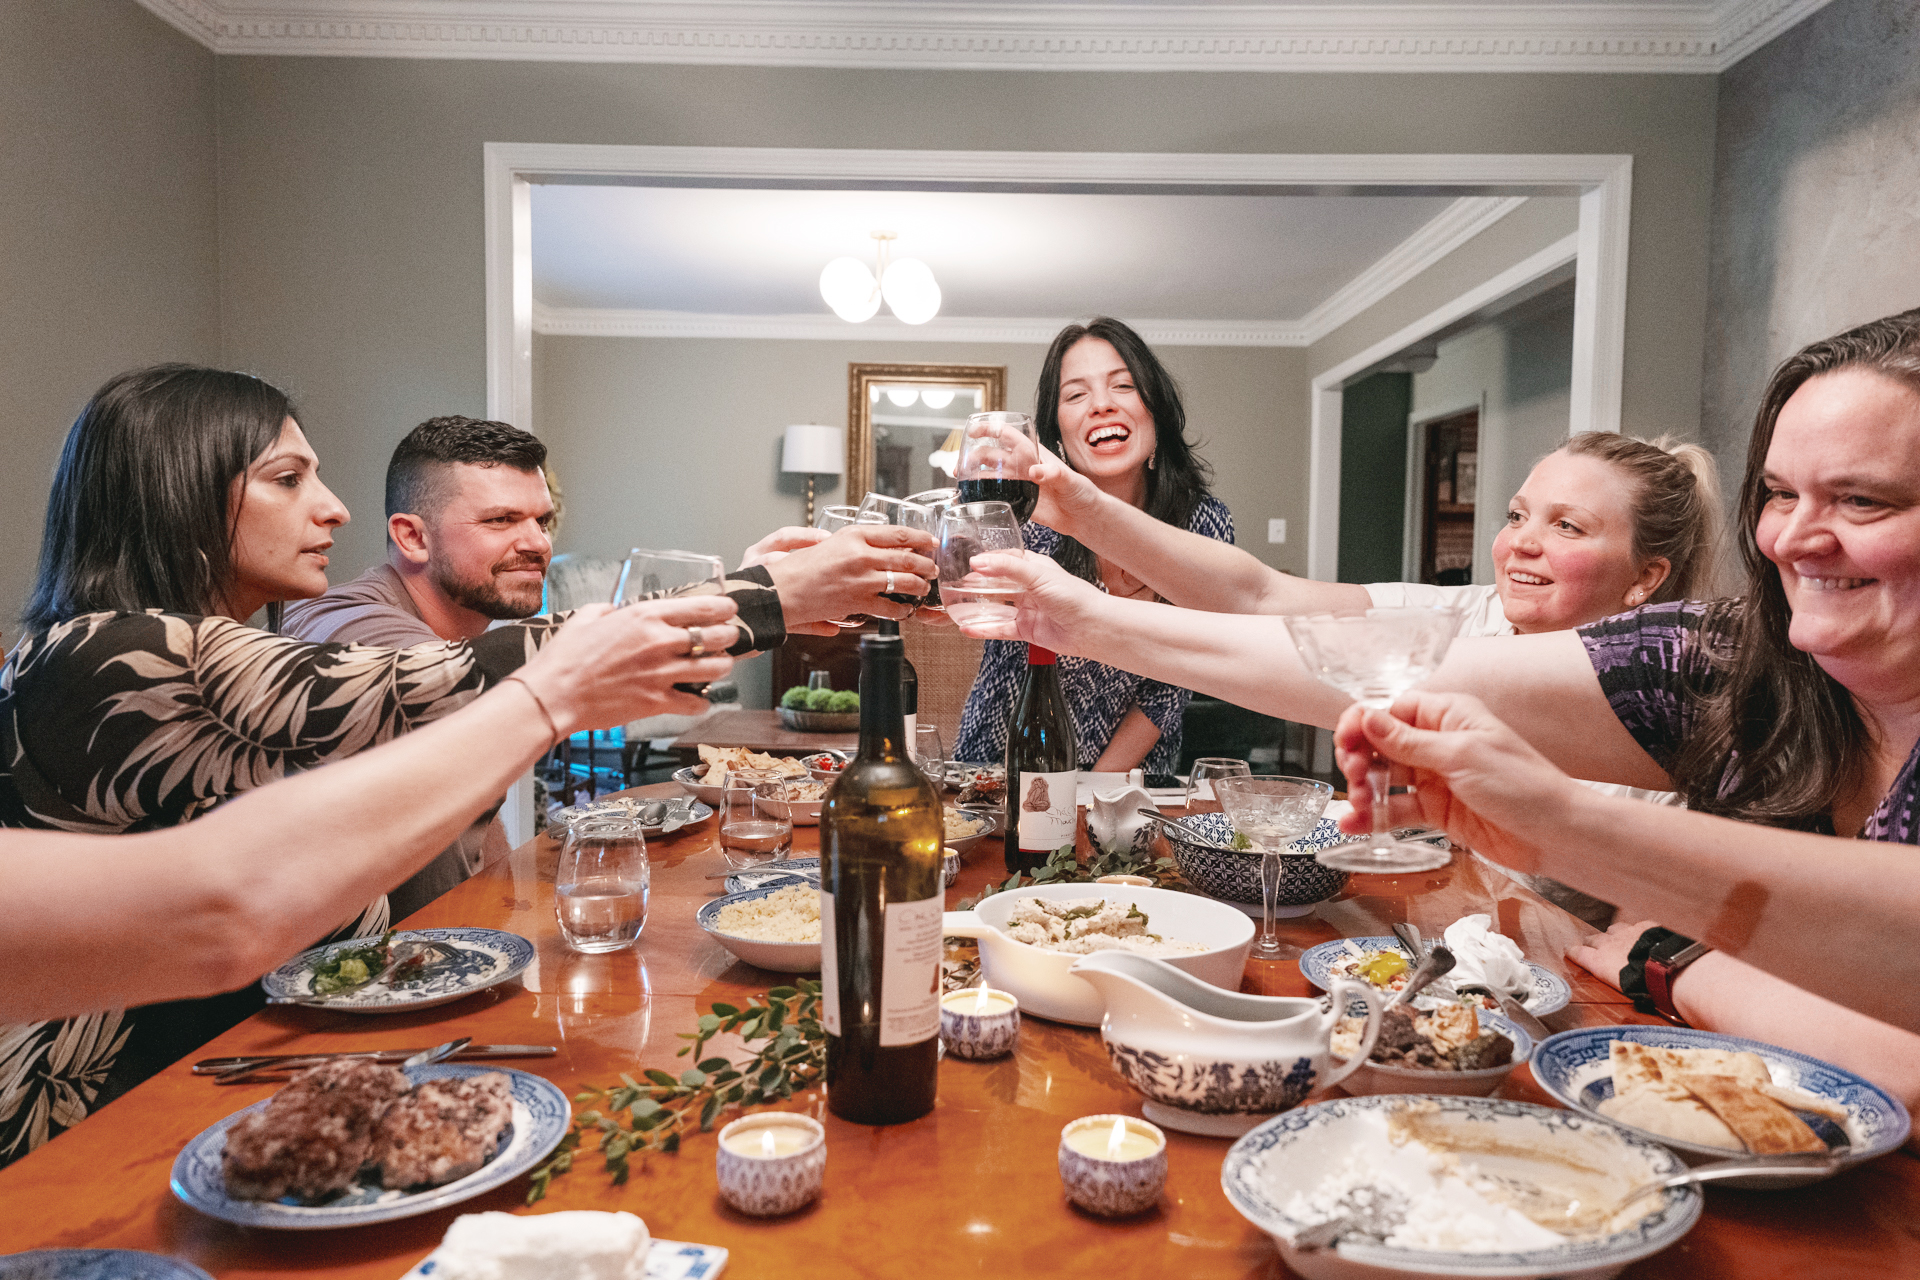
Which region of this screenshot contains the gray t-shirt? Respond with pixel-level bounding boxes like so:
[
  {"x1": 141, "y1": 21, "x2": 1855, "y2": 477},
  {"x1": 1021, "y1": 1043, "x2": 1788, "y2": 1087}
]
[{"x1": 283, "y1": 564, "x2": 501, "y2": 919}]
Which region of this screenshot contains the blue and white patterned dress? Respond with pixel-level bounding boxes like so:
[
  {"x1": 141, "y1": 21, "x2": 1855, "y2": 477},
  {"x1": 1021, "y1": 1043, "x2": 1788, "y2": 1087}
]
[{"x1": 953, "y1": 496, "x2": 1235, "y2": 774}]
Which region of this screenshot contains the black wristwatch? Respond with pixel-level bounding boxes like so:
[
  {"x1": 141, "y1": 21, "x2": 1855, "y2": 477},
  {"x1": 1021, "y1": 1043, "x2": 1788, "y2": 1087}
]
[{"x1": 1621, "y1": 928, "x2": 1712, "y2": 1026}]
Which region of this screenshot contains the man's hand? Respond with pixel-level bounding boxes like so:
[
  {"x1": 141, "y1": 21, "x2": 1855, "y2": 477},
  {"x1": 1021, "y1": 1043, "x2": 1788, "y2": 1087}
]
[
  {"x1": 764, "y1": 524, "x2": 937, "y2": 636},
  {"x1": 1332, "y1": 691, "x2": 1584, "y2": 870},
  {"x1": 948, "y1": 549, "x2": 1108, "y2": 654},
  {"x1": 738, "y1": 526, "x2": 828, "y2": 570},
  {"x1": 519, "y1": 597, "x2": 738, "y2": 732},
  {"x1": 1026, "y1": 446, "x2": 1106, "y2": 539}
]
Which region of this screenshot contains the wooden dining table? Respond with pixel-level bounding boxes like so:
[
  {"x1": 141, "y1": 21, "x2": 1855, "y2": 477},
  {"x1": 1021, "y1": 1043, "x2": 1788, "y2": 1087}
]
[
  {"x1": 3, "y1": 784, "x2": 1917, "y2": 1278},
  {"x1": 669, "y1": 709, "x2": 857, "y2": 757}
]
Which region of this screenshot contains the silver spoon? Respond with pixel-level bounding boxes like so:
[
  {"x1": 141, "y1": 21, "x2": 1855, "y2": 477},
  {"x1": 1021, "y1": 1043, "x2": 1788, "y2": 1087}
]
[
  {"x1": 1136, "y1": 808, "x2": 1244, "y2": 853},
  {"x1": 1390, "y1": 921, "x2": 1423, "y2": 961},
  {"x1": 1383, "y1": 943, "x2": 1456, "y2": 1011}
]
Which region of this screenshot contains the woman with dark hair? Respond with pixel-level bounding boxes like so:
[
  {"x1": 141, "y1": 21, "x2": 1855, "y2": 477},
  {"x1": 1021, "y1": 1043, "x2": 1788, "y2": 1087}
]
[
  {"x1": 954, "y1": 318, "x2": 1233, "y2": 773},
  {"x1": 954, "y1": 307, "x2": 1920, "y2": 1114}
]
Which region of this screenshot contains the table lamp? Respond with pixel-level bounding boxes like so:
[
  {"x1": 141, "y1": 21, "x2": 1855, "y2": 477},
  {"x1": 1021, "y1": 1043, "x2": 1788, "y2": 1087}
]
[{"x1": 781, "y1": 424, "x2": 844, "y2": 526}]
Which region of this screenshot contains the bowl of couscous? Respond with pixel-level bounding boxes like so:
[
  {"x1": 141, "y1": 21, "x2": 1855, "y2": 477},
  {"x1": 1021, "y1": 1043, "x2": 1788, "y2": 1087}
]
[{"x1": 697, "y1": 884, "x2": 822, "y2": 973}]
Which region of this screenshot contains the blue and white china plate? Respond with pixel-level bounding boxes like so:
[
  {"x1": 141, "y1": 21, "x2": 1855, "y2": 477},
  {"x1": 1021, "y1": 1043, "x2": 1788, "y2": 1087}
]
[
  {"x1": 406, "y1": 1238, "x2": 730, "y2": 1280},
  {"x1": 1221, "y1": 1095, "x2": 1700, "y2": 1276},
  {"x1": 1532, "y1": 1025, "x2": 1911, "y2": 1180},
  {"x1": 170, "y1": 1064, "x2": 569, "y2": 1229},
  {"x1": 1299, "y1": 936, "x2": 1572, "y2": 1016},
  {"x1": 726, "y1": 857, "x2": 819, "y2": 894},
  {"x1": 262, "y1": 928, "x2": 534, "y2": 1014},
  {"x1": 0, "y1": 1252, "x2": 213, "y2": 1280}
]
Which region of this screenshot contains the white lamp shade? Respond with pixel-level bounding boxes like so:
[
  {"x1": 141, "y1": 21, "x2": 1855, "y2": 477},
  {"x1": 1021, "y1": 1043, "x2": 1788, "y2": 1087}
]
[
  {"x1": 781, "y1": 424, "x2": 845, "y2": 475},
  {"x1": 881, "y1": 257, "x2": 941, "y2": 325},
  {"x1": 819, "y1": 257, "x2": 880, "y2": 323}
]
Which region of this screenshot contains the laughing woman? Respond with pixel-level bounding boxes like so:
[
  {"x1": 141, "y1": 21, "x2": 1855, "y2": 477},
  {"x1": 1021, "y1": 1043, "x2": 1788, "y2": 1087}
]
[{"x1": 954, "y1": 317, "x2": 1233, "y2": 774}]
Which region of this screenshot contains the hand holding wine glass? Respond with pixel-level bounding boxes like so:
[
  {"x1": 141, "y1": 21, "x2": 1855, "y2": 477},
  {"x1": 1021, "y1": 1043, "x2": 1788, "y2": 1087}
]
[
  {"x1": 612, "y1": 549, "x2": 730, "y2": 694},
  {"x1": 1283, "y1": 607, "x2": 1463, "y2": 873},
  {"x1": 957, "y1": 412, "x2": 1041, "y2": 521},
  {"x1": 935, "y1": 501, "x2": 1025, "y2": 628}
]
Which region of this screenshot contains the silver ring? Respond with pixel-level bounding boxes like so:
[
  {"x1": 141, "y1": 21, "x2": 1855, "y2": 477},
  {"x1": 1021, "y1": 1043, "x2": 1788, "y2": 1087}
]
[
  {"x1": 684, "y1": 626, "x2": 707, "y2": 658},
  {"x1": 884, "y1": 569, "x2": 897, "y2": 595}
]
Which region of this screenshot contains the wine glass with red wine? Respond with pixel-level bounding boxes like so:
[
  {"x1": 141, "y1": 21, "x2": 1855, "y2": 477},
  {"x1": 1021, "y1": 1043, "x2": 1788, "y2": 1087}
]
[
  {"x1": 956, "y1": 412, "x2": 1040, "y2": 522},
  {"x1": 612, "y1": 549, "x2": 729, "y2": 694}
]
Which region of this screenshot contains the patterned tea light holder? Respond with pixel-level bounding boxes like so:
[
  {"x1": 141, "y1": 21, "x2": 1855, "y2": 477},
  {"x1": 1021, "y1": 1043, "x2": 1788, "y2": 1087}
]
[
  {"x1": 1057, "y1": 1115, "x2": 1167, "y2": 1217},
  {"x1": 715, "y1": 1113, "x2": 826, "y2": 1216},
  {"x1": 940, "y1": 986, "x2": 1020, "y2": 1060}
]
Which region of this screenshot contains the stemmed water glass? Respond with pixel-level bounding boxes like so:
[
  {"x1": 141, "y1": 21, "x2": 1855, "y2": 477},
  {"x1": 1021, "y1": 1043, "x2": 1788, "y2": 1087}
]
[
  {"x1": 935, "y1": 501, "x2": 1024, "y2": 627},
  {"x1": 1212, "y1": 775, "x2": 1334, "y2": 962},
  {"x1": 1184, "y1": 757, "x2": 1251, "y2": 811},
  {"x1": 1283, "y1": 607, "x2": 1463, "y2": 873},
  {"x1": 612, "y1": 548, "x2": 728, "y2": 694},
  {"x1": 956, "y1": 412, "x2": 1041, "y2": 522}
]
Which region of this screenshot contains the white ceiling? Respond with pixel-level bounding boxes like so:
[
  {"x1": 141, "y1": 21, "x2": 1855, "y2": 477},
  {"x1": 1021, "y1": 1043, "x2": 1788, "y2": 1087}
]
[
  {"x1": 138, "y1": 0, "x2": 1833, "y2": 74},
  {"x1": 531, "y1": 186, "x2": 1458, "y2": 320}
]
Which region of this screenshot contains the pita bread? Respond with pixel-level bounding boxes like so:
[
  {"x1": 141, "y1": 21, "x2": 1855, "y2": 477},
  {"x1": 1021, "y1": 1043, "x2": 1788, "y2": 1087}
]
[
  {"x1": 1676, "y1": 1073, "x2": 1826, "y2": 1154},
  {"x1": 1758, "y1": 1082, "x2": 1851, "y2": 1125},
  {"x1": 1599, "y1": 1081, "x2": 1743, "y2": 1151},
  {"x1": 696, "y1": 745, "x2": 808, "y2": 788},
  {"x1": 1609, "y1": 1041, "x2": 1770, "y2": 1093}
]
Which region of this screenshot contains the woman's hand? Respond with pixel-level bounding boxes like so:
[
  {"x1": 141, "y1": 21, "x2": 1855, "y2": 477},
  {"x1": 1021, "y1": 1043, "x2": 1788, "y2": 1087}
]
[
  {"x1": 764, "y1": 524, "x2": 938, "y2": 636},
  {"x1": 1027, "y1": 445, "x2": 1106, "y2": 538},
  {"x1": 1333, "y1": 691, "x2": 1585, "y2": 871},
  {"x1": 517, "y1": 596, "x2": 738, "y2": 732},
  {"x1": 738, "y1": 526, "x2": 827, "y2": 570},
  {"x1": 949, "y1": 549, "x2": 1109, "y2": 652},
  {"x1": 1566, "y1": 920, "x2": 1661, "y2": 993}
]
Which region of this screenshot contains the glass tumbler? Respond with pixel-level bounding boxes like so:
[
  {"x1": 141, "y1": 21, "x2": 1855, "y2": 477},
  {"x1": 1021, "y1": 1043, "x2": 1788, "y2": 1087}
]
[
  {"x1": 720, "y1": 769, "x2": 795, "y2": 870},
  {"x1": 555, "y1": 815, "x2": 650, "y2": 954}
]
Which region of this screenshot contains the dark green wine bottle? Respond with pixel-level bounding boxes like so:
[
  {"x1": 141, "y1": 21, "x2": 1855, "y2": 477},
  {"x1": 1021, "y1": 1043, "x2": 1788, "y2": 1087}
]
[
  {"x1": 1004, "y1": 643, "x2": 1079, "y2": 875},
  {"x1": 821, "y1": 631, "x2": 943, "y2": 1125}
]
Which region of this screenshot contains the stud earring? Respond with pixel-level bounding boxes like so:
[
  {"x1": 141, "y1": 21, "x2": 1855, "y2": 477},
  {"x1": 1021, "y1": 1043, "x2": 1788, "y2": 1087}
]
[{"x1": 1147, "y1": 452, "x2": 1157, "y2": 471}]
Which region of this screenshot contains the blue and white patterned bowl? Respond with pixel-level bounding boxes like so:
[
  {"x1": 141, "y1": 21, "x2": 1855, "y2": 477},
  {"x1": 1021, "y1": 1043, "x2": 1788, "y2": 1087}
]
[
  {"x1": 1532, "y1": 1025, "x2": 1911, "y2": 1183},
  {"x1": 1160, "y1": 812, "x2": 1349, "y2": 910},
  {"x1": 1337, "y1": 1011, "x2": 1533, "y2": 1098},
  {"x1": 699, "y1": 884, "x2": 822, "y2": 973},
  {"x1": 170, "y1": 1064, "x2": 570, "y2": 1229},
  {"x1": 1299, "y1": 936, "x2": 1573, "y2": 1017},
  {"x1": 0, "y1": 1253, "x2": 212, "y2": 1280},
  {"x1": 262, "y1": 928, "x2": 536, "y2": 1014},
  {"x1": 1221, "y1": 1094, "x2": 1701, "y2": 1279}
]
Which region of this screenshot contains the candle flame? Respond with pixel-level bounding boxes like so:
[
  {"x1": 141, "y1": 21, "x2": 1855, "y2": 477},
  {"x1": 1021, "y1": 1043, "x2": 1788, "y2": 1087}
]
[
  {"x1": 1106, "y1": 1118, "x2": 1127, "y2": 1158},
  {"x1": 973, "y1": 987, "x2": 991, "y2": 1014},
  {"x1": 760, "y1": 1128, "x2": 776, "y2": 1157}
]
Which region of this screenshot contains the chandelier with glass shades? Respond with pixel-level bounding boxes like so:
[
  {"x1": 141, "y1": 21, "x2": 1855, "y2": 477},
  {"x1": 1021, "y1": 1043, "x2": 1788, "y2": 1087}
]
[{"x1": 819, "y1": 231, "x2": 942, "y2": 325}]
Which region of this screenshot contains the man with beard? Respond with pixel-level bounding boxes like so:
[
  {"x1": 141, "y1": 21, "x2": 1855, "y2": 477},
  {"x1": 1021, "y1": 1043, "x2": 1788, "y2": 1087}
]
[{"x1": 285, "y1": 416, "x2": 930, "y2": 914}]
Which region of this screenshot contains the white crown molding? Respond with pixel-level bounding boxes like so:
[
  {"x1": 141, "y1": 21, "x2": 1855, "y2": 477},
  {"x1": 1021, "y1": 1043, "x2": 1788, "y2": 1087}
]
[
  {"x1": 1296, "y1": 195, "x2": 1525, "y2": 343},
  {"x1": 533, "y1": 304, "x2": 1310, "y2": 345},
  {"x1": 137, "y1": 0, "x2": 1835, "y2": 74}
]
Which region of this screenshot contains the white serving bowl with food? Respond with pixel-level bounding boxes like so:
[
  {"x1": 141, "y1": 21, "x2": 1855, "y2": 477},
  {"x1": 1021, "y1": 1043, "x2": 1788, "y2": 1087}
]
[
  {"x1": 1335, "y1": 1006, "x2": 1533, "y2": 1099},
  {"x1": 1220, "y1": 1095, "x2": 1702, "y2": 1280},
  {"x1": 942, "y1": 883, "x2": 1254, "y2": 1026},
  {"x1": 697, "y1": 885, "x2": 821, "y2": 974}
]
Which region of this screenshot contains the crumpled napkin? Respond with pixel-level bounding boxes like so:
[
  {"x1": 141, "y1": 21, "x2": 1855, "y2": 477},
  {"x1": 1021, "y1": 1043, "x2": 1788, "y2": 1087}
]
[{"x1": 1442, "y1": 913, "x2": 1532, "y2": 999}]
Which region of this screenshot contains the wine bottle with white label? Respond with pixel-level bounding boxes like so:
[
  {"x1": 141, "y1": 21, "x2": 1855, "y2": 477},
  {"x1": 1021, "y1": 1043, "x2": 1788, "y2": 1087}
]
[
  {"x1": 820, "y1": 631, "x2": 943, "y2": 1125},
  {"x1": 1004, "y1": 643, "x2": 1079, "y2": 875}
]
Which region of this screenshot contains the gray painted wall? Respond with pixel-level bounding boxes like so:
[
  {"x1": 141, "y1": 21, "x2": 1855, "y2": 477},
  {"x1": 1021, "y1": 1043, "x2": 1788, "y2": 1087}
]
[
  {"x1": 1702, "y1": 0, "x2": 1920, "y2": 471},
  {"x1": 0, "y1": 1, "x2": 219, "y2": 632},
  {"x1": 210, "y1": 58, "x2": 1720, "y2": 592}
]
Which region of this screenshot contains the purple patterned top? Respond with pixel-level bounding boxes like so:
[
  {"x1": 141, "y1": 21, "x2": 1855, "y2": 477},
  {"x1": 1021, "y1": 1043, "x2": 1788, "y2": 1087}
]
[{"x1": 1578, "y1": 601, "x2": 1920, "y2": 842}]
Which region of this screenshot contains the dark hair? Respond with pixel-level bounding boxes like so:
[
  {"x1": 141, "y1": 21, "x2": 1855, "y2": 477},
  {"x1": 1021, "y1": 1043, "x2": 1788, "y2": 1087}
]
[
  {"x1": 1034, "y1": 317, "x2": 1214, "y2": 584},
  {"x1": 385, "y1": 416, "x2": 547, "y2": 524},
  {"x1": 24, "y1": 364, "x2": 293, "y2": 632},
  {"x1": 1671, "y1": 307, "x2": 1920, "y2": 827},
  {"x1": 1558, "y1": 432, "x2": 1726, "y2": 602}
]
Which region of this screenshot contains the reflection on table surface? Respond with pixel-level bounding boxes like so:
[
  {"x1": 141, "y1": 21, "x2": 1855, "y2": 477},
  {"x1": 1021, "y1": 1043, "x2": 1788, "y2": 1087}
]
[{"x1": 2, "y1": 783, "x2": 1917, "y2": 1279}]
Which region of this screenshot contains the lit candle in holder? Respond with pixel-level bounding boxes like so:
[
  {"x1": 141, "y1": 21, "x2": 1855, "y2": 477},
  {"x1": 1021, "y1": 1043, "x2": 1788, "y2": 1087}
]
[
  {"x1": 715, "y1": 1113, "x2": 826, "y2": 1217},
  {"x1": 939, "y1": 986, "x2": 1020, "y2": 1060},
  {"x1": 1057, "y1": 1114, "x2": 1167, "y2": 1217}
]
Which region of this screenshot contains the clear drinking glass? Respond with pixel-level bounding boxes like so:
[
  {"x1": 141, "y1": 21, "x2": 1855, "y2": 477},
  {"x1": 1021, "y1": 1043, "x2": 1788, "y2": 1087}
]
[
  {"x1": 936, "y1": 500, "x2": 1024, "y2": 628},
  {"x1": 613, "y1": 549, "x2": 727, "y2": 692},
  {"x1": 900, "y1": 488, "x2": 958, "y2": 614},
  {"x1": 813, "y1": 507, "x2": 887, "y2": 626},
  {"x1": 912, "y1": 724, "x2": 946, "y2": 786},
  {"x1": 1282, "y1": 607, "x2": 1464, "y2": 873},
  {"x1": 555, "y1": 815, "x2": 650, "y2": 953},
  {"x1": 1184, "y1": 757, "x2": 1252, "y2": 811},
  {"x1": 720, "y1": 768, "x2": 794, "y2": 871},
  {"x1": 857, "y1": 493, "x2": 934, "y2": 612},
  {"x1": 956, "y1": 413, "x2": 1041, "y2": 522},
  {"x1": 1213, "y1": 775, "x2": 1334, "y2": 962}
]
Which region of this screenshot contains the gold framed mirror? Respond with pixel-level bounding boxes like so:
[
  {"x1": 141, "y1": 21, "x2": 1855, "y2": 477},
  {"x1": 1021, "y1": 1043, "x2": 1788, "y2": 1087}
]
[{"x1": 846, "y1": 362, "x2": 1007, "y2": 501}]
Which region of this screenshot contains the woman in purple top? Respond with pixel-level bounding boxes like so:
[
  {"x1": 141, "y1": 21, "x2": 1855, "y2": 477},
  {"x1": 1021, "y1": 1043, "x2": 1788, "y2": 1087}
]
[{"x1": 947, "y1": 307, "x2": 1920, "y2": 1103}]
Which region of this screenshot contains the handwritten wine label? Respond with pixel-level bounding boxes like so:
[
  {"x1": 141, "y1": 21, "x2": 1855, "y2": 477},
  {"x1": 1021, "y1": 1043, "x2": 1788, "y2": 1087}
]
[
  {"x1": 1017, "y1": 769, "x2": 1077, "y2": 852},
  {"x1": 879, "y1": 893, "x2": 943, "y2": 1046}
]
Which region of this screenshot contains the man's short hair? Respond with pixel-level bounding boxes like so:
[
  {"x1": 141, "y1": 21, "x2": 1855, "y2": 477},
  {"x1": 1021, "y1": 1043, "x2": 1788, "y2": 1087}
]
[{"x1": 385, "y1": 416, "x2": 548, "y2": 523}]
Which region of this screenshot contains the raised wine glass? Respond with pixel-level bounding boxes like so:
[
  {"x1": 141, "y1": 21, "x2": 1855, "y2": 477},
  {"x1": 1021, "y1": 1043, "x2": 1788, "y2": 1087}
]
[
  {"x1": 813, "y1": 506, "x2": 887, "y2": 627},
  {"x1": 612, "y1": 549, "x2": 728, "y2": 694},
  {"x1": 935, "y1": 500, "x2": 1024, "y2": 628},
  {"x1": 956, "y1": 412, "x2": 1041, "y2": 522},
  {"x1": 857, "y1": 492, "x2": 934, "y2": 611},
  {"x1": 1184, "y1": 757, "x2": 1251, "y2": 812},
  {"x1": 1282, "y1": 607, "x2": 1464, "y2": 873},
  {"x1": 899, "y1": 488, "x2": 957, "y2": 614},
  {"x1": 1212, "y1": 775, "x2": 1334, "y2": 962}
]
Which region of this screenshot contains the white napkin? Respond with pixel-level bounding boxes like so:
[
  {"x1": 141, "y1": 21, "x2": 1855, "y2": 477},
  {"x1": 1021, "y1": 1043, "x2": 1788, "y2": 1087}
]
[{"x1": 1442, "y1": 914, "x2": 1531, "y2": 999}]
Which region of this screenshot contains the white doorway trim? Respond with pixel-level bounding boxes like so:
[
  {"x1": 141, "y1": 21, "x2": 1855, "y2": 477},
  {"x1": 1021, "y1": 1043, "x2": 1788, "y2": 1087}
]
[{"x1": 483, "y1": 144, "x2": 1630, "y2": 584}]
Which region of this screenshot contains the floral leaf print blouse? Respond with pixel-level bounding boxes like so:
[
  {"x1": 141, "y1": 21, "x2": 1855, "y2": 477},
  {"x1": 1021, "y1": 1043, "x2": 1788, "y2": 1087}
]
[
  {"x1": 954, "y1": 496, "x2": 1235, "y2": 775},
  {"x1": 0, "y1": 609, "x2": 551, "y2": 1164}
]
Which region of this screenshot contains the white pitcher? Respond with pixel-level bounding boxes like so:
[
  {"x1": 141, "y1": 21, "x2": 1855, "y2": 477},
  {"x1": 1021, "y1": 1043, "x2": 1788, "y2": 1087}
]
[
  {"x1": 1086, "y1": 779, "x2": 1157, "y2": 862},
  {"x1": 1069, "y1": 950, "x2": 1384, "y2": 1134}
]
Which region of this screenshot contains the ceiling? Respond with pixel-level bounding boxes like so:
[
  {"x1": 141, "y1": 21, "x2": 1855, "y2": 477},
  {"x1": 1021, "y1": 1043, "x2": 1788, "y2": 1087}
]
[{"x1": 138, "y1": 0, "x2": 1833, "y2": 74}]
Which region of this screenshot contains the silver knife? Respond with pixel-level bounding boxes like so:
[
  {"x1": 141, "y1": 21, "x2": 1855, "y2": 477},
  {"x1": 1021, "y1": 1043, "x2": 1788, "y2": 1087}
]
[{"x1": 192, "y1": 1044, "x2": 556, "y2": 1074}]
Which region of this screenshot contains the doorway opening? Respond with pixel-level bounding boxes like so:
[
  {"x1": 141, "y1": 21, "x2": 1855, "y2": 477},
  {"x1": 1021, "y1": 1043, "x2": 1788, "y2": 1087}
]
[{"x1": 1417, "y1": 410, "x2": 1479, "y2": 585}]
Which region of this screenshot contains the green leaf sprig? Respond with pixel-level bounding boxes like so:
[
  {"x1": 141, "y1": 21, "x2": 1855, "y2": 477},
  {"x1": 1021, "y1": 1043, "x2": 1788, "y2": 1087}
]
[
  {"x1": 955, "y1": 840, "x2": 1182, "y2": 910},
  {"x1": 526, "y1": 980, "x2": 825, "y2": 1203}
]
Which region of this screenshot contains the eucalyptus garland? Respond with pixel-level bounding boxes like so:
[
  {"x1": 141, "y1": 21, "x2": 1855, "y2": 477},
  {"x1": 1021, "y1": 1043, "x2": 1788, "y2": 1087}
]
[
  {"x1": 957, "y1": 840, "x2": 1182, "y2": 911},
  {"x1": 526, "y1": 980, "x2": 825, "y2": 1203}
]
